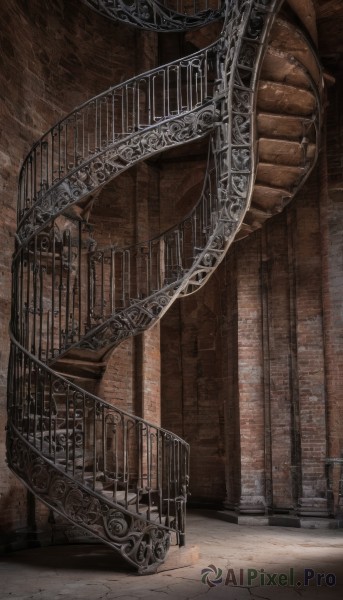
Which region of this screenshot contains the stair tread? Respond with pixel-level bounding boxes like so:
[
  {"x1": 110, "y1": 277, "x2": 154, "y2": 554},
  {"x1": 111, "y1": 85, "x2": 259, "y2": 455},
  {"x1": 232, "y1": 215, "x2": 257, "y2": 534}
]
[
  {"x1": 101, "y1": 490, "x2": 137, "y2": 504},
  {"x1": 257, "y1": 80, "x2": 316, "y2": 116},
  {"x1": 270, "y1": 17, "x2": 321, "y2": 84},
  {"x1": 257, "y1": 112, "x2": 313, "y2": 141},
  {"x1": 261, "y1": 49, "x2": 314, "y2": 89},
  {"x1": 258, "y1": 138, "x2": 316, "y2": 167}
]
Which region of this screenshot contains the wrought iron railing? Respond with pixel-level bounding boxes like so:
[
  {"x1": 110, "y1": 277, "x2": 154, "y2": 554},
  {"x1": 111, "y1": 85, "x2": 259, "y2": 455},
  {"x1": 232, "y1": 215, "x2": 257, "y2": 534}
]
[
  {"x1": 80, "y1": 0, "x2": 225, "y2": 31},
  {"x1": 17, "y1": 43, "x2": 219, "y2": 244},
  {"x1": 8, "y1": 336, "x2": 189, "y2": 540},
  {"x1": 13, "y1": 156, "x2": 218, "y2": 363},
  {"x1": 8, "y1": 0, "x2": 323, "y2": 573}
]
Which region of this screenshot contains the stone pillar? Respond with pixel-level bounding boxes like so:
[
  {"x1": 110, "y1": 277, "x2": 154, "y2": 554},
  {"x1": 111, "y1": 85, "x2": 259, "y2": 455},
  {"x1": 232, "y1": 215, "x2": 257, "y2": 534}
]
[
  {"x1": 262, "y1": 217, "x2": 294, "y2": 513},
  {"x1": 223, "y1": 249, "x2": 241, "y2": 510},
  {"x1": 236, "y1": 233, "x2": 267, "y2": 514},
  {"x1": 320, "y1": 79, "x2": 343, "y2": 516},
  {"x1": 291, "y1": 174, "x2": 329, "y2": 517}
]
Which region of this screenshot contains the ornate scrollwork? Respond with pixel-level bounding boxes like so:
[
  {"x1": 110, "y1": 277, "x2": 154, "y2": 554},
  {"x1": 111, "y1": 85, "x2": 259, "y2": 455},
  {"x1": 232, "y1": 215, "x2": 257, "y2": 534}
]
[
  {"x1": 103, "y1": 509, "x2": 130, "y2": 539},
  {"x1": 8, "y1": 0, "x2": 295, "y2": 574},
  {"x1": 18, "y1": 105, "x2": 216, "y2": 244},
  {"x1": 7, "y1": 427, "x2": 172, "y2": 572},
  {"x1": 80, "y1": 0, "x2": 225, "y2": 32}
]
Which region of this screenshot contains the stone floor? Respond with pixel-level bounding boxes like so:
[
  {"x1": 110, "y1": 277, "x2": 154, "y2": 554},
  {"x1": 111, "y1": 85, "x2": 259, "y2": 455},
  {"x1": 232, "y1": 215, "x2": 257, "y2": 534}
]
[{"x1": 1, "y1": 509, "x2": 343, "y2": 599}]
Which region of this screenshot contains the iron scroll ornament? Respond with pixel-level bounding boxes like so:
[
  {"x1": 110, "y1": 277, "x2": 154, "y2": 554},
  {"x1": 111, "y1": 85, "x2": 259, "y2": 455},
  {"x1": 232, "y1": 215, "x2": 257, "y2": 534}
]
[
  {"x1": 7, "y1": 427, "x2": 171, "y2": 574},
  {"x1": 17, "y1": 103, "x2": 217, "y2": 246},
  {"x1": 80, "y1": 0, "x2": 225, "y2": 31},
  {"x1": 49, "y1": 0, "x2": 285, "y2": 354},
  {"x1": 8, "y1": 0, "x2": 289, "y2": 573}
]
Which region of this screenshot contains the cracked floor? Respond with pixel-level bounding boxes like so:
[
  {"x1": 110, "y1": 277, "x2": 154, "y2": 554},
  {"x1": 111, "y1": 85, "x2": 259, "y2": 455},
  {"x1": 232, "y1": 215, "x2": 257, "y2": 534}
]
[{"x1": 0, "y1": 510, "x2": 342, "y2": 599}]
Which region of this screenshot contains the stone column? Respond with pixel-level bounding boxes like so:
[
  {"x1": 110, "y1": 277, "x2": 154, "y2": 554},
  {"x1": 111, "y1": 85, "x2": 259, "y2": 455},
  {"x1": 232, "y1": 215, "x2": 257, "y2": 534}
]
[
  {"x1": 319, "y1": 80, "x2": 343, "y2": 516},
  {"x1": 236, "y1": 233, "x2": 267, "y2": 514},
  {"x1": 291, "y1": 174, "x2": 329, "y2": 517}
]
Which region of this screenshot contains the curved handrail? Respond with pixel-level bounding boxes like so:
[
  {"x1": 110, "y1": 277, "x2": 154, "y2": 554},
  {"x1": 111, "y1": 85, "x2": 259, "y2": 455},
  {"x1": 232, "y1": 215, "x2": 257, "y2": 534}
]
[
  {"x1": 9, "y1": 0, "x2": 308, "y2": 573},
  {"x1": 17, "y1": 42, "x2": 220, "y2": 245},
  {"x1": 80, "y1": 0, "x2": 225, "y2": 31},
  {"x1": 9, "y1": 331, "x2": 188, "y2": 443}
]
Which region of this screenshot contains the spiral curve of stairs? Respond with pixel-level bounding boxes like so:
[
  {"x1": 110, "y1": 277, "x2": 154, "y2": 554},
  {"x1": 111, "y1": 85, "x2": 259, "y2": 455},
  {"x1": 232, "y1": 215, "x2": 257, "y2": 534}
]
[{"x1": 7, "y1": 0, "x2": 323, "y2": 573}]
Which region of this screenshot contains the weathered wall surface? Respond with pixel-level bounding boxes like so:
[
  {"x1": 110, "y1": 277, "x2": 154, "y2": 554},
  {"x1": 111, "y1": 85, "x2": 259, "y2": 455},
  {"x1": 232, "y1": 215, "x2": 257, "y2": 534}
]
[
  {"x1": 0, "y1": 0, "x2": 150, "y2": 535},
  {"x1": 161, "y1": 100, "x2": 343, "y2": 513}
]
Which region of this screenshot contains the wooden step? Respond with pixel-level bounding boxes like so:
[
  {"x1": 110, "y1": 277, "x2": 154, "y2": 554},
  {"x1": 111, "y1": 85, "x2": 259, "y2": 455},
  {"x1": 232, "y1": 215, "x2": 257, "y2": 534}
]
[
  {"x1": 261, "y1": 49, "x2": 313, "y2": 89},
  {"x1": 286, "y1": 0, "x2": 318, "y2": 46},
  {"x1": 269, "y1": 17, "x2": 321, "y2": 85},
  {"x1": 258, "y1": 138, "x2": 316, "y2": 167},
  {"x1": 53, "y1": 357, "x2": 107, "y2": 379},
  {"x1": 256, "y1": 162, "x2": 305, "y2": 190},
  {"x1": 257, "y1": 113, "x2": 314, "y2": 142},
  {"x1": 101, "y1": 489, "x2": 137, "y2": 505},
  {"x1": 257, "y1": 81, "x2": 316, "y2": 116},
  {"x1": 251, "y1": 184, "x2": 292, "y2": 213}
]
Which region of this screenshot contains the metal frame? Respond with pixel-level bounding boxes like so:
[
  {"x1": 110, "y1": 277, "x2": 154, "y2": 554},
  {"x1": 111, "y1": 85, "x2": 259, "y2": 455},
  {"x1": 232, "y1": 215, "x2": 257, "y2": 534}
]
[
  {"x1": 80, "y1": 1, "x2": 225, "y2": 31},
  {"x1": 7, "y1": 0, "x2": 321, "y2": 572}
]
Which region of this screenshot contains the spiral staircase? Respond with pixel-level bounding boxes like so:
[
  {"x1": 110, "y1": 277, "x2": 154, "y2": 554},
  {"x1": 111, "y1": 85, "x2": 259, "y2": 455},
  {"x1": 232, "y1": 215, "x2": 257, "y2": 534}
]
[{"x1": 7, "y1": 0, "x2": 323, "y2": 573}]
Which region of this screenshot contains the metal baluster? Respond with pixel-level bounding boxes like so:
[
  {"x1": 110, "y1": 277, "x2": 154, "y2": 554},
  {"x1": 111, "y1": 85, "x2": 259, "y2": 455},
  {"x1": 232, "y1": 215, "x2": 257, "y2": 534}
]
[
  {"x1": 58, "y1": 124, "x2": 62, "y2": 179},
  {"x1": 204, "y1": 49, "x2": 208, "y2": 99},
  {"x1": 33, "y1": 361, "x2": 38, "y2": 446},
  {"x1": 101, "y1": 251, "x2": 104, "y2": 318},
  {"x1": 110, "y1": 248, "x2": 115, "y2": 314},
  {"x1": 148, "y1": 241, "x2": 153, "y2": 295},
  {"x1": 156, "y1": 430, "x2": 162, "y2": 523},
  {"x1": 123, "y1": 419, "x2": 127, "y2": 505},
  {"x1": 19, "y1": 253, "x2": 24, "y2": 346},
  {"x1": 64, "y1": 231, "x2": 71, "y2": 346},
  {"x1": 187, "y1": 62, "x2": 191, "y2": 111},
  {"x1": 58, "y1": 241, "x2": 63, "y2": 351},
  {"x1": 127, "y1": 249, "x2": 131, "y2": 303},
  {"x1": 152, "y1": 75, "x2": 156, "y2": 124},
  {"x1": 121, "y1": 88, "x2": 125, "y2": 134},
  {"x1": 73, "y1": 114, "x2": 78, "y2": 168},
  {"x1": 82, "y1": 394, "x2": 86, "y2": 483},
  {"x1": 111, "y1": 92, "x2": 115, "y2": 142},
  {"x1": 99, "y1": 97, "x2": 103, "y2": 149},
  {"x1": 72, "y1": 394, "x2": 76, "y2": 478},
  {"x1": 166, "y1": 435, "x2": 171, "y2": 527},
  {"x1": 138, "y1": 421, "x2": 142, "y2": 493},
  {"x1": 32, "y1": 237, "x2": 37, "y2": 356},
  {"x1": 114, "y1": 415, "x2": 119, "y2": 502},
  {"x1": 78, "y1": 222, "x2": 82, "y2": 339},
  {"x1": 23, "y1": 248, "x2": 30, "y2": 363},
  {"x1": 50, "y1": 129, "x2": 55, "y2": 185},
  {"x1": 39, "y1": 253, "x2": 43, "y2": 361},
  {"x1": 39, "y1": 368, "x2": 46, "y2": 452},
  {"x1": 65, "y1": 120, "x2": 69, "y2": 174},
  {"x1": 93, "y1": 402, "x2": 97, "y2": 489},
  {"x1": 153, "y1": 241, "x2": 158, "y2": 291},
  {"x1": 86, "y1": 105, "x2": 90, "y2": 156},
  {"x1": 95, "y1": 98, "x2": 98, "y2": 151},
  {"x1": 167, "y1": 66, "x2": 170, "y2": 116},
  {"x1": 53, "y1": 404, "x2": 57, "y2": 465},
  {"x1": 146, "y1": 425, "x2": 151, "y2": 521},
  {"x1": 65, "y1": 385, "x2": 70, "y2": 473}
]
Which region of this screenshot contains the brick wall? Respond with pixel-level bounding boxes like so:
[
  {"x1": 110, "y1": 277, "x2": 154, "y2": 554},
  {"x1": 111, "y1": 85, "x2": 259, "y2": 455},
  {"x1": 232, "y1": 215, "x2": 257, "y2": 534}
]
[
  {"x1": 1, "y1": 0, "x2": 343, "y2": 538},
  {"x1": 320, "y1": 77, "x2": 343, "y2": 513},
  {"x1": 0, "y1": 0, "x2": 144, "y2": 534},
  {"x1": 161, "y1": 122, "x2": 343, "y2": 514}
]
